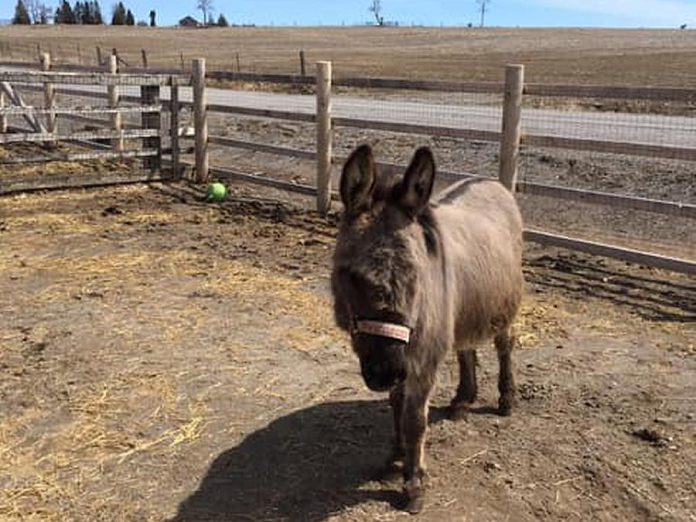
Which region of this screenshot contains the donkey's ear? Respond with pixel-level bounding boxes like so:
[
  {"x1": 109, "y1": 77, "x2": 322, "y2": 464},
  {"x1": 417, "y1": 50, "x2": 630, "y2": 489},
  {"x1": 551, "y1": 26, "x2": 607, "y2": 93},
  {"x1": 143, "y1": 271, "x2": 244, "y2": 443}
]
[
  {"x1": 396, "y1": 147, "x2": 436, "y2": 217},
  {"x1": 340, "y1": 144, "x2": 377, "y2": 212}
]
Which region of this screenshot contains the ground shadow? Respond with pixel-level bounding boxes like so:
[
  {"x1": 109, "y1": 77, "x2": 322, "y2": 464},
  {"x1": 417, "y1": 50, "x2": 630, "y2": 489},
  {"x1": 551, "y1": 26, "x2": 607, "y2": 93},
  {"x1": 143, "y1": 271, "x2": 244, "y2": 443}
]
[
  {"x1": 171, "y1": 399, "x2": 402, "y2": 522},
  {"x1": 526, "y1": 255, "x2": 696, "y2": 322}
]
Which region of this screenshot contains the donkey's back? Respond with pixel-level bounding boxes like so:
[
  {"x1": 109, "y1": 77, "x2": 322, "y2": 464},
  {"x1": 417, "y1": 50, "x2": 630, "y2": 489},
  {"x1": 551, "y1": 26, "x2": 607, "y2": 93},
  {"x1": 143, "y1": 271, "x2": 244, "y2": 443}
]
[{"x1": 433, "y1": 178, "x2": 523, "y2": 346}]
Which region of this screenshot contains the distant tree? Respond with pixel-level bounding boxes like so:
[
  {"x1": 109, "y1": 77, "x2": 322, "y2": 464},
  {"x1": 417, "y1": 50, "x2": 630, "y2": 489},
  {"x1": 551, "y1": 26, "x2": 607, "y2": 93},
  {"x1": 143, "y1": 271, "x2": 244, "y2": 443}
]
[
  {"x1": 25, "y1": 0, "x2": 50, "y2": 24},
  {"x1": 92, "y1": 1, "x2": 103, "y2": 24},
  {"x1": 111, "y1": 1, "x2": 125, "y2": 24},
  {"x1": 73, "y1": 1, "x2": 84, "y2": 23},
  {"x1": 680, "y1": 23, "x2": 687, "y2": 30},
  {"x1": 197, "y1": 0, "x2": 213, "y2": 26},
  {"x1": 12, "y1": 0, "x2": 32, "y2": 24},
  {"x1": 476, "y1": 0, "x2": 491, "y2": 27},
  {"x1": 369, "y1": 0, "x2": 384, "y2": 26},
  {"x1": 125, "y1": 9, "x2": 135, "y2": 25},
  {"x1": 137, "y1": 20, "x2": 147, "y2": 26},
  {"x1": 149, "y1": 9, "x2": 156, "y2": 26},
  {"x1": 217, "y1": 13, "x2": 228, "y2": 27},
  {"x1": 55, "y1": 0, "x2": 76, "y2": 23}
]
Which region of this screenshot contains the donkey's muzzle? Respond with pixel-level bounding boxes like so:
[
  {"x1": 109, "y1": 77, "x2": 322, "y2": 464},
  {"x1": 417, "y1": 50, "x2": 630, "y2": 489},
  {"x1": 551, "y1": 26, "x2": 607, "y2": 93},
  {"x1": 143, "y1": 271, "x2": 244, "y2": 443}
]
[{"x1": 358, "y1": 341, "x2": 406, "y2": 392}]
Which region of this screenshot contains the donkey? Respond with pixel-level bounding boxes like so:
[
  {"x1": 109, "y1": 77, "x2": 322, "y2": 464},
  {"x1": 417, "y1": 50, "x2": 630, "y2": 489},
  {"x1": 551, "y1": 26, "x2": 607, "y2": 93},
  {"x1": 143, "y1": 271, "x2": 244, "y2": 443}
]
[{"x1": 331, "y1": 144, "x2": 524, "y2": 514}]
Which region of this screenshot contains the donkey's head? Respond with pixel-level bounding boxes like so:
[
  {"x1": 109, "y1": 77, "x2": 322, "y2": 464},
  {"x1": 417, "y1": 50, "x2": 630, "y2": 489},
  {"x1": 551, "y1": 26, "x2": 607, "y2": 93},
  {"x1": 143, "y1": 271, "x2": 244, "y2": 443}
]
[{"x1": 332, "y1": 145, "x2": 437, "y2": 392}]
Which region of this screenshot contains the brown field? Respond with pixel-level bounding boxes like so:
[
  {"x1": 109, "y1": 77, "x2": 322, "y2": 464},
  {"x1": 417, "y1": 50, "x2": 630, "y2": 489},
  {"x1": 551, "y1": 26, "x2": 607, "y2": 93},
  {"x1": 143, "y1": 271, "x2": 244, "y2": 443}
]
[{"x1": 2, "y1": 26, "x2": 696, "y2": 86}]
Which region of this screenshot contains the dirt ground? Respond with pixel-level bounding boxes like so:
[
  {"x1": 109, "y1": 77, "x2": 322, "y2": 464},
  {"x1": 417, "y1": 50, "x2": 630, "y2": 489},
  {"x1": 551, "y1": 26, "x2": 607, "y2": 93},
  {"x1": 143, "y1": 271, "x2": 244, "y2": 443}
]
[
  {"x1": 2, "y1": 26, "x2": 696, "y2": 87},
  {"x1": 0, "y1": 181, "x2": 694, "y2": 521}
]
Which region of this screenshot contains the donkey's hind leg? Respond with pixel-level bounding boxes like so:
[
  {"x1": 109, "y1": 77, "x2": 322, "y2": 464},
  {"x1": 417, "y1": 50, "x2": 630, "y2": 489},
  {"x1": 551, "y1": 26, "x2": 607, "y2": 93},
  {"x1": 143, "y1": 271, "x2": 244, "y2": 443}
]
[
  {"x1": 449, "y1": 349, "x2": 477, "y2": 420},
  {"x1": 494, "y1": 328, "x2": 517, "y2": 416}
]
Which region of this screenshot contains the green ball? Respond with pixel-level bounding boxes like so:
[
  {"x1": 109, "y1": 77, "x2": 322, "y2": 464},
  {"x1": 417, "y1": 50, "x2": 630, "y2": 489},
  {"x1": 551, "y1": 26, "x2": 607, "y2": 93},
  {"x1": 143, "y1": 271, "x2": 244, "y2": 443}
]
[{"x1": 207, "y1": 182, "x2": 227, "y2": 201}]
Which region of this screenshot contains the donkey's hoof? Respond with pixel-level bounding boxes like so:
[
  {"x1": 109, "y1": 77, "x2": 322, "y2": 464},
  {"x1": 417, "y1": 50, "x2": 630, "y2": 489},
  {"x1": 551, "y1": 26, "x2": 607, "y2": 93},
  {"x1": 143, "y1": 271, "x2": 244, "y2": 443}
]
[
  {"x1": 401, "y1": 493, "x2": 425, "y2": 515},
  {"x1": 498, "y1": 396, "x2": 515, "y2": 416},
  {"x1": 448, "y1": 402, "x2": 471, "y2": 421}
]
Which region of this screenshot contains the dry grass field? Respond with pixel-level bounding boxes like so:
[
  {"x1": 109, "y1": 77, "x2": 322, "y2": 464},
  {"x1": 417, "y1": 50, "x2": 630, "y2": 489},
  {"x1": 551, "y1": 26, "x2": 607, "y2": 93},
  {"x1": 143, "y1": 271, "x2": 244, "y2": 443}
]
[{"x1": 2, "y1": 26, "x2": 696, "y2": 85}]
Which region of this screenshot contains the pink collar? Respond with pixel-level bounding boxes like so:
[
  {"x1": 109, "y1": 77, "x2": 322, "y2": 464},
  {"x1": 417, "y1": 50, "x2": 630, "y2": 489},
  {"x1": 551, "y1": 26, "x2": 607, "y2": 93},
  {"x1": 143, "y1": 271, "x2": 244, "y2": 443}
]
[{"x1": 354, "y1": 320, "x2": 411, "y2": 344}]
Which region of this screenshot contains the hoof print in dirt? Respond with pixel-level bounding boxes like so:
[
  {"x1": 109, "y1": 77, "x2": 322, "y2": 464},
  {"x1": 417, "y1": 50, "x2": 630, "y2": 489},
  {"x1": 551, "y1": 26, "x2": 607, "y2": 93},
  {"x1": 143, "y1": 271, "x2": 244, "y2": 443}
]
[
  {"x1": 102, "y1": 206, "x2": 124, "y2": 217},
  {"x1": 631, "y1": 428, "x2": 673, "y2": 448}
]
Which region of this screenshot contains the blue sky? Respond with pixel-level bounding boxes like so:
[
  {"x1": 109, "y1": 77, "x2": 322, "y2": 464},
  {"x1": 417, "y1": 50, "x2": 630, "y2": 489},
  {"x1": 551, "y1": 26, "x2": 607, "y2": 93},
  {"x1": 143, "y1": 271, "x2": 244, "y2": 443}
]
[{"x1": 3, "y1": 0, "x2": 696, "y2": 28}]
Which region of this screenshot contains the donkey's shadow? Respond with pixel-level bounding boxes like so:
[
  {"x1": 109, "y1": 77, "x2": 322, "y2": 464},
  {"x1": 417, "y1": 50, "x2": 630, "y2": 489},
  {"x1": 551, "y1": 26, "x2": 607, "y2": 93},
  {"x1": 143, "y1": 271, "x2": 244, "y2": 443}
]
[{"x1": 171, "y1": 400, "x2": 403, "y2": 522}]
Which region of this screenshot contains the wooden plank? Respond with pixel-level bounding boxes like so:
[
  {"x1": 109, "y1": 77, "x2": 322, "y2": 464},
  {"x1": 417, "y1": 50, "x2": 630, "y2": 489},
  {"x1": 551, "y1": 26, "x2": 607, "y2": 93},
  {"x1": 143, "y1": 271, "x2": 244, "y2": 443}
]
[
  {"x1": 209, "y1": 165, "x2": 318, "y2": 196},
  {"x1": 0, "y1": 105, "x2": 162, "y2": 116},
  {"x1": 207, "y1": 70, "x2": 315, "y2": 86},
  {"x1": 0, "y1": 81, "x2": 47, "y2": 133},
  {"x1": 209, "y1": 136, "x2": 317, "y2": 160},
  {"x1": 524, "y1": 83, "x2": 696, "y2": 102},
  {"x1": 0, "y1": 92, "x2": 6, "y2": 133},
  {"x1": 0, "y1": 71, "x2": 177, "y2": 86},
  {"x1": 334, "y1": 116, "x2": 502, "y2": 142},
  {"x1": 141, "y1": 85, "x2": 162, "y2": 172},
  {"x1": 0, "y1": 149, "x2": 158, "y2": 165},
  {"x1": 524, "y1": 229, "x2": 696, "y2": 275},
  {"x1": 522, "y1": 134, "x2": 696, "y2": 162},
  {"x1": 316, "y1": 61, "x2": 332, "y2": 216},
  {"x1": 0, "y1": 128, "x2": 160, "y2": 144},
  {"x1": 170, "y1": 82, "x2": 181, "y2": 178},
  {"x1": 517, "y1": 181, "x2": 696, "y2": 219},
  {"x1": 108, "y1": 55, "x2": 123, "y2": 152},
  {"x1": 499, "y1": 64, "x2": 524, "y2": 191},
  {"x1": 333, "y1": 77, "x2": 504, "y2": 94},
  {"x1": 41, "y1": 53, "x2": 56, "y2": 140},
  {"x1": 0, "y1": 172, "x2": 169, "y2": 196},
  {"x1": 207, "y1": 103, "x2": 316, "y2": 123},
  {"x1": 193, "y1": 58, "x2": 208, "y2": 183}
]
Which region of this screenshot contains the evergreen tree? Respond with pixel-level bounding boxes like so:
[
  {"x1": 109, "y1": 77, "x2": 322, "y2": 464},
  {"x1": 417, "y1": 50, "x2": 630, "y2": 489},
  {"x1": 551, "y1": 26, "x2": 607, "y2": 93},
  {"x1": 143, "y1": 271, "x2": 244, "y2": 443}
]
[
  {"x1": 217, "y1": 13, "x2": 228, "y2": 27},
  {"x1": 73, "y1": 1, "x2": 83, "y2": 23},
  {"x1": 55, "y1": 0, "x2": 76, "y2": 23},
  {"x1": 12, "y1": 0, "x2": 32, "y2": 24},
  {"x1": 92, "y1": 1, "x2": 103, "y2": 24},
  {"x1": 111, "y1": 1, "x2": 126, "y2": 24},
  {"x1": 149, "y1": 9, "x2": 156, "y2": 26},
  {"x1": 125, "y1": 8, "x2": 135, "y2": 25}
]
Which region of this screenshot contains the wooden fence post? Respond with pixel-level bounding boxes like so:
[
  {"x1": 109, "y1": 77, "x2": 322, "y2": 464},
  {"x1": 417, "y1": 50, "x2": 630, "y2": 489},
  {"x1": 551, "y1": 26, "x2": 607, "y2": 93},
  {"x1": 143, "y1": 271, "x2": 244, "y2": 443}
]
[
  {"x1": 76, "y1": 44, "x2": 82, "y2": 64},
  {"x1": 0, "y1": 92, "x2": 6, "y2": 134},
  {"x1": 107, "y1": 54, "x2": 123, "y2": 152},
  {"x1": 141, "y1": 49, "x2": 148, "y2": 69},
  {"x1": 141, "y1": 84, "x2": 161, "y2": 173},
  {"x1": 41, "y1": 53, "x2": 56, "y2": 146},
  {"x1": 192, "y1": 58, "x2": 208, "y2": 183},
  {"x1": 96, "y1": 46, "x2": 103, "y2": 66},
  {"x1": 499, "y1": 64, "x2": 524, "y2": 191},
  {"x1": 316, "y1": 61, "x2": 332, "y2": 216},
  {"x1": 300, "y1": 50, "x2": 306, "y2": 76},
  {"x1": 169, "y1": 78, "x2": 180, "y2": 179},
  {"x1": 236, "y1": 52, "x2": 241, "y2": 72}
]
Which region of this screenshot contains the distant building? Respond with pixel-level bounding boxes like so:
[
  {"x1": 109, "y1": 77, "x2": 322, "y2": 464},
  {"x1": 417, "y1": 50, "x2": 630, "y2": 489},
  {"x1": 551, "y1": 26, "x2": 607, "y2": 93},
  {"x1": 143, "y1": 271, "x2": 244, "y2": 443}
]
[{"x1": 178, "y1": 16, "x2": 199, "y2": 28}]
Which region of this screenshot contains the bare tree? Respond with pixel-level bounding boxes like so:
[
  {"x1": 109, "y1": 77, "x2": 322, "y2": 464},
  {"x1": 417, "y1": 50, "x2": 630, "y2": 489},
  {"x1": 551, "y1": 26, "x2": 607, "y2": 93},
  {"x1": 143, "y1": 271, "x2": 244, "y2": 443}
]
[
  {"x1": 25, "y1": 0, "x2": 50, "y2": 24},
  {"x1": 476, "y1": 0, "x2": 491, "y2": 27},
  {"x1": 197, "y1": 0, "x2": 213, "y2": 25},
  {"x1": 369, "y1": 0, "x2": 384, "y2": 26}
]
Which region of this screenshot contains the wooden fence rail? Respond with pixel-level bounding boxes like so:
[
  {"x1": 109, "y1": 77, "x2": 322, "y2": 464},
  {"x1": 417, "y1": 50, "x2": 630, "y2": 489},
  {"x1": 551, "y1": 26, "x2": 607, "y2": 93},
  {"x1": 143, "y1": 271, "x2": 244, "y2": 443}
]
[{"x1": 2, "y1": 58, "x2": 694, "y2": 274}]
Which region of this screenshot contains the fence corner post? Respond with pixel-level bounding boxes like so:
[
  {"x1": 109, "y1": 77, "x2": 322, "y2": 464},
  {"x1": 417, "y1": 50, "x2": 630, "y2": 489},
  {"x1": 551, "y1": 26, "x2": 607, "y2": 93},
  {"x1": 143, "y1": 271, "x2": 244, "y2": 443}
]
[
  {"x1": 192, "y1": 58, "x2": 209, "y2": 183},
  {"x1": 499, "y1": 64, "x2": 524, "y2": 192},
  {"x1": 316, "y1": 60, "x2": 332, "y2": 217},
  {"x1": 0, "y1": 92, "x2": 6, "y2": 134},
  {"x1": 169, "y1": 77, "x2": 181, "y2": 179},
  {"x1": 41, "y1": 52, "x2": 56, "y2": 145},
  {"x1": 108, "y1": 54, "x2": 123, "y2": 152}
]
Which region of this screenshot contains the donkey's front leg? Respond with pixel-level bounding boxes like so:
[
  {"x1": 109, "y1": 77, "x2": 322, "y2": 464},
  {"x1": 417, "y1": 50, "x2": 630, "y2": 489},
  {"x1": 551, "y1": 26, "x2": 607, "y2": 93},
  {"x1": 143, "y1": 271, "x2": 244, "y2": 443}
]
[{"x1": 401, "y1": 382, "x2": 430, "y2": 514}]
